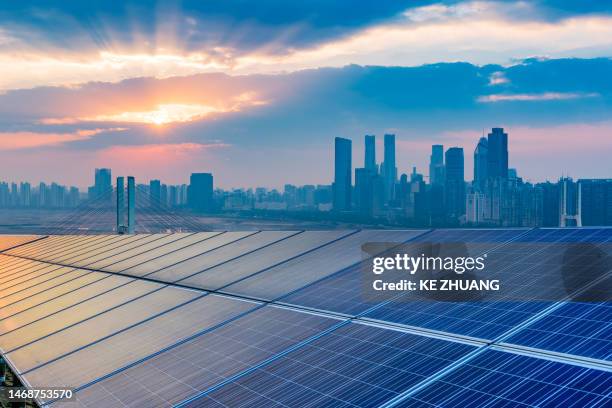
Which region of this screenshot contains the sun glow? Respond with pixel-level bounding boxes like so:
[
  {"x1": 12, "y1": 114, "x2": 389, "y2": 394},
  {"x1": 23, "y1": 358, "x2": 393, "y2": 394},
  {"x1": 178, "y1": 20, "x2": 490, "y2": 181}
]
[{"x1": 104, "y1": 103, "x2": 221, "y2": 125}]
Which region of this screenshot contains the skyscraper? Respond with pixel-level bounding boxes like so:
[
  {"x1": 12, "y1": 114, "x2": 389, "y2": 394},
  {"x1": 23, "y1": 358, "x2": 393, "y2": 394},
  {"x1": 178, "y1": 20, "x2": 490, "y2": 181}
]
[
  {"x1": 579, "y1": 179, "x2": 612, "y2": 226},
  {"x1": 333, "y1": 137, "x2": 352, "y2": 211},
  {"x1": 429, "y1": 144, "x2": 444, "y2": 185},
  {"x1": 364, "y1": 135, "x2": 376, "y2": 173},
  {"x1": 382, "y1": 134, "x2": 397, "y2": 202},
  {"x1": 94, "y1": 168, "x2": 112, "y2": 201},
  {"x1": 487, "y1": 128, "x2": 508, "y2": 180},
  {"x1": 445, "y1": 147, "x2": 466, "y2": 219},
  {"x1": 355, "y1": 167, "x2": 374, "y2": 216},
  {"x1": 188, "y1": 173, "x2": 214, "y2": 212},
  {"x1": 149, "y1": 179, "x2": 161, "y2": 206},
  {"x1": 473, "y1": 137, "x2": 488, "y2": 188}
]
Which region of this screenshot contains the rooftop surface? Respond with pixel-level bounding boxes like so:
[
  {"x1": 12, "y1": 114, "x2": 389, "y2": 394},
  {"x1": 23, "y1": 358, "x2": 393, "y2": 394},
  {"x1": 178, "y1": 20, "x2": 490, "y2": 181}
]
[{"x1": 0, "y1": 228, "x2": 610, "y2": 407}]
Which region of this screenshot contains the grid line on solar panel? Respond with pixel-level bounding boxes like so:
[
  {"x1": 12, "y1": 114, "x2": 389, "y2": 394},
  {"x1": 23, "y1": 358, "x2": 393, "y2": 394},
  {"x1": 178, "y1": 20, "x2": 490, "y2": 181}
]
[
  {"x1": 79, "y1": 233, "x2": 200, "y2": 270},
  {"x1": 37, "y1": 235, "x2": 120, "y2": 262},
  {"x1": 390, "y1": 349, "x2": 611, "y2": 408},
  {"x1": 117, "y1": 231, "x2": 269, "y2": 278},
  {"x1": 93, "y1": 232, "x2": 232, "y2": 273},
  {"x1": 0, "y1": 275, "x2": 134, "y2": 333},
  {"x1": 16, "y1": 234, "x2": 170, "y2": 270},
  {"x1": 0, "y1": 279, "x2": 162, "y2": 353},
  {"x1": 48, "y1": 234, "x2": 139, "y2": 264},
  {"x1": 12, "y1": 286, "x2": 203, "y2": 375},
  {"x1": 279, "y1": 228, "x2": 532, "y2": 336},
  {"x1": 48, "y1": 305, "x2": 340, "y2": 408},
  {"x1": 25, "y1": 294, "x2": 262, "y2": 397},
  {"x1": 138, "y1": 230, "x2": 302, "y2": 281},
  {"x1": 362, "y1": 227, "x2": 607, "y2": 340},
  {"x1": 502, "y1": 302, "x2": 612, "y2": 362},
  {"x1": 0, "y1": 268, "x2": 91, "y2": 309},
  {"x1": 222, "y1": 230, "x2": 425, "y2": 301},
  {"x1": 0, "y1": 272, "x2": 111, "y2": 320},
  {"x1": 0, "y1": 235, "x2": 44, "y2": 252},
  {"x1": 12, "y1": 235, "x2": 112, "y2": 260},
  {"x1": 0, "y1": 264, "x2": 77, "y2": 297},
  {"x1": 177, "y1": 322, "x2": 477, "y2": 408},
  {"x1": 67, "y1": 234, "x2": 169, "y2": 268},
  {"x1": 170, "y1": 230, "x2": 356, "y2": 291},
  {"x1": 4, "y1": 235, "x2": 77, "y2": 257}
]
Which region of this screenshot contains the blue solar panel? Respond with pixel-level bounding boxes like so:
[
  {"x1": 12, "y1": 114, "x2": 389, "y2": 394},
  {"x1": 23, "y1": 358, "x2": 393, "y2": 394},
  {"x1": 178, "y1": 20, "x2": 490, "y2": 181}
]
[
  {"x1": 504, "y1": 301, "x2": 612, "y2": 361},
  {"x1": 55, "y1": 306, "x2": 339, "y2": 407},
  {"x1": 179, "y1": 323, "x2": 476, "y2": 408},
  {"x1": 394, "y1": 350, "x2": 612, "y2": 407}
]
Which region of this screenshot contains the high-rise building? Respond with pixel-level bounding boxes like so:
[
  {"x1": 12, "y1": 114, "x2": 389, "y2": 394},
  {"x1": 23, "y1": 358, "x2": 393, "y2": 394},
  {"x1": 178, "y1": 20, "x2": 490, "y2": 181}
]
[
  {"x1": 355, "y1": 168, "x2": 374, "y2": 216},
  {"x1": 94, "y1": 168, "x2": 112, "y2": 200},
  {"x1": 188, "y1": 173, "x2": 214, "y2": 212},
  {"x1": 429, "y1": 144, "x2": 444, "y2": 185},
  {"x1": 579, "y1": 179, "x2": 612, "y2": 226},
  {"x1": 364, "y1": 135, "x2": 376, "y2": 173},
  {"x1": 382, "y1": 134, "x2": 397, "y2": 202},
  {"x1": 445, "y1": 147, "x2": 465, "y2": 219},
  {"x1": 149, "y1": 180, "x2": 161, "y2": 206},
  {"x1": 333, "y1": 137, "x2": 352, "y2": 211},
  {"x1": 473, "y1": 137, "x2": 488, "y2": 188},
  {"x1": 487, "y1": 128, "x2": 508, "y2": 180}
]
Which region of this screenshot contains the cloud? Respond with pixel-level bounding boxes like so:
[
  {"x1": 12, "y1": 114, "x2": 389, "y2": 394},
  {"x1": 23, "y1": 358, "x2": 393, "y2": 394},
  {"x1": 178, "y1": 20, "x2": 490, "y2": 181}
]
[
  {"x1": 1, "y1": 2, "x2": 612, "y2": 90},
  {"x1": 0, "y1": 128, "x2": 126, "y2": 150},
  {"x1": 39, "y1": 95, "x2": 268, "y2": 125},
  {"x1": 477, "y1": 92, "x2": 599, "y2": 102}
]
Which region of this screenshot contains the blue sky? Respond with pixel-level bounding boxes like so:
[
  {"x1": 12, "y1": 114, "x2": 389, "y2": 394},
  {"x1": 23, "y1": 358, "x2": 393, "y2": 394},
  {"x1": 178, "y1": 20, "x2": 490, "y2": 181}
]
[{"x1": 0, "y1": 1, "x2": 611, "y2": 188}]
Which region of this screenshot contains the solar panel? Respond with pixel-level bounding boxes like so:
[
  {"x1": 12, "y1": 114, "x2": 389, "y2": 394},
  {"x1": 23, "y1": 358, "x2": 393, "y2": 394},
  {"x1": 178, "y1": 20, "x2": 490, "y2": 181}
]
[
  {"x1": 393, "y1": 350, "x2": 612, "y2": 407},
  {"x1": 181, "y1": 322, "x2": 476, "y2": 408},
  {"x1": 223, "y1": 230, "x2": 424, "y2": 300},
  {"x1": 121, "y1": 231, "x2": 268, "y2": 277},
  {"x1": 5, "y1": 285, "x2": 199, "y2": 374},
  {"x1": 0, "y1": 229, "x2": 609, "y2": 408},
  {"x1": 174, "y1": 230, "x2": 354, "y2": 290},
  {"x1": 0, "y1": 235, "x2": 42, "y2": 252},
  {"x1": 24, "y1": 294, "x2": 259, "y2": 396},
  {"x1": 51, "y1": 306, "x2": 339, "y2": 408},
  {"x1": 503, "y1": 302, "x2": 612, "y2": 361}
]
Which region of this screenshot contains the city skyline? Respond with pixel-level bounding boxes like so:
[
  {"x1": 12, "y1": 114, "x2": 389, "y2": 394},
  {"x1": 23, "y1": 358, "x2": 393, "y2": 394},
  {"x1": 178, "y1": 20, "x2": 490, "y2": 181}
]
[{"x1": 0, "y1": 1, "x2": 611, "y2": 188}]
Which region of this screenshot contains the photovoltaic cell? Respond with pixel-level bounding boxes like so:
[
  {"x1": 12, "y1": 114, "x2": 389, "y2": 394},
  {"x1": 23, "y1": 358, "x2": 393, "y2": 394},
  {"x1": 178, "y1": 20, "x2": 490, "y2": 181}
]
[
  {"x1": 0, "y1": 272, "x2": 110, "y2": 320},
  {"x1": 0, "y1": 267, "x2": 90, "y2": 309},
  {"x1": 395, "y1": 350, "x2": 612, "y2": 407},
  {"x1": 363, "y1": 227, "x2": 610, "y2": 340},
  {"x1": 223, "y1": 230, "x2": 423, "y2": 300},
  {"x1": 66, "y1": 234, "x2": 166, "y2": 267},
  {"x1": 121, "y1": 231, "x2": 266, "y2": 277},
  {"x1": 0, "y1": 274, "x2": 129, "y2": 326},
  {"x1": 175, "y1": 230, "x2": 354, "y2": 290},
  {"x1": 49, "y1": 234, "x2": 141, "y2": 264},
  {"x1": 51, "y1": 306, "x2": 339, "y2": 408},
  {"x1": 25, "y1": 294, "x2": 259, "y2": 395},
  {"x1": 185, "y1": 322, "x2": 476, "y2": 408},
  {"x1": 0, "y1": 280, "x2": 160, "y2": 352},
  {"x1": 279, "y1": 229, "x2": 526, "y2": 318},
  {"x1": 6, "y1": 285, "x2": 199, "y2": 374},
  {"x1": 0, "y1": 235, "x2": 41, "y2": 252},
  {"x1": 504, "y1": 301, "x2": 612, "y2": 361},
  {"x1": 96, "y1": 232, "x2": 223, "y2": 273}
]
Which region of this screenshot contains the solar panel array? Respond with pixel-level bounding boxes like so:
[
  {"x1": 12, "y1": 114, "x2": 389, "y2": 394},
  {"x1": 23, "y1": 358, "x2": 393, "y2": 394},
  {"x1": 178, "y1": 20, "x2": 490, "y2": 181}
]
[{"x1": 0, "y1": 228, "x2": 610, "y2": 408}]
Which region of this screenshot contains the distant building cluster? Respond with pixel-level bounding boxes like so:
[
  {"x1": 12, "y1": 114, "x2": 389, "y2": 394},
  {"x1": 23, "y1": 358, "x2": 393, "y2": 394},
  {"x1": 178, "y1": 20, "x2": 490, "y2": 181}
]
[
  {"x1": 0, "y1": 181, "x2": 80, "y2": 208},
  {"x1": 332, "y1": 128, "x2": 612, "y2": 227},
  {"x1": 0, "y1": 131, "x2": 610, "y2": 227}
]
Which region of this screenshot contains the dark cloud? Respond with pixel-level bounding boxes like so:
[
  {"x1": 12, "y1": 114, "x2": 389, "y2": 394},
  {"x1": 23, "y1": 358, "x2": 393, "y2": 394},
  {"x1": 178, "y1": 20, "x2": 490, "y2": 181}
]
[{"x1": 2, "y1": 1, "x2": 611, "y2": 54}]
